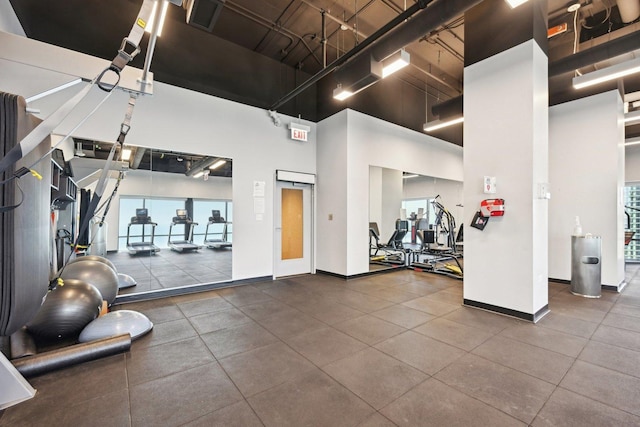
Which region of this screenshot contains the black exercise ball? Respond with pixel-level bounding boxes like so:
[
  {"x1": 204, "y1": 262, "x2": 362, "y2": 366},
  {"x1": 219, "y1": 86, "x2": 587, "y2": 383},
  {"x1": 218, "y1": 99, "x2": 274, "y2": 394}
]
[
  {"x1": 27, "y1": 279, "x2": 103, "y2": 340},
  {"x1": 68, "y1": 255, "x2": 117, "y2": 273},
  {"x1": 60, "y1": 260, "x2": 119, "y2": 305}
]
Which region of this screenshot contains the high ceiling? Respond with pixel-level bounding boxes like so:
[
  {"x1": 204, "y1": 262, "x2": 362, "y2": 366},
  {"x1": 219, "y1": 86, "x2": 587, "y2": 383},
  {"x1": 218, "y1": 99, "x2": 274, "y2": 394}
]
[{"x1": 8, "y1": 0, "x2": 640, "y2": 145}]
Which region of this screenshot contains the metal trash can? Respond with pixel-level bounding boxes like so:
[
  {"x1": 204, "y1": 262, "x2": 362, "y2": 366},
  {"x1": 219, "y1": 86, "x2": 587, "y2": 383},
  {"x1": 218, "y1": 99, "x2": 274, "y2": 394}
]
[{"x1": 571, "y1": 235, "x2": 601, "y2": 298}]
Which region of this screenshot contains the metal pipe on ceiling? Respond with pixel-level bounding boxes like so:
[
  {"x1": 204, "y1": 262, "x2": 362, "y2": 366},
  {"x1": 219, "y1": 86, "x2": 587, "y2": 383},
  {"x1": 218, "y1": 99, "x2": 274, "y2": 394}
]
[
  {"x1": 432, "y1": 29, "x2": 640, "y2": 117},
  {"x1": 299, "y1": 0, "x2": 361, "y2": 36},
  {"x1": 269, "y1": 0, "x2": 430, "y2": 110},
  {"x1": 253, "y1": 0, "x2": 297, "y2": 53}
]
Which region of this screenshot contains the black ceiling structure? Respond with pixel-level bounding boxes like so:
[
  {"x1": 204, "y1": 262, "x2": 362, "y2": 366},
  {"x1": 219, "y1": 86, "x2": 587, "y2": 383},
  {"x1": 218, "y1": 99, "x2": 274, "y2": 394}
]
[{"x1": 8, "y1": 0, "x2": 640, "y2": 145}]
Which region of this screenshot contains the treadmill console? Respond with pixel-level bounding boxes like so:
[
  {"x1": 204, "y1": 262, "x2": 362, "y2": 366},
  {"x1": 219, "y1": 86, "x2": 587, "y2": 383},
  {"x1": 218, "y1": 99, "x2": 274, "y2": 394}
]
[
  {"x1": 131, "y1": 208, "x2": 153, "y2": 224},
  {"x1": 209, "y1": 209, "x2": 225, "y2": 223},
  {"x1": 172, "y1": 209, "x2": 192, "y2": 224}
]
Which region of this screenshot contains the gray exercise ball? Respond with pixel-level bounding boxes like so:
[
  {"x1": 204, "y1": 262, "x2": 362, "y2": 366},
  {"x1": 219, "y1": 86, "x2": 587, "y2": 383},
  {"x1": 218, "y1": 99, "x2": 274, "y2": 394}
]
[
  {"x1": 27, "y1": 279, "x2": 103, "y2": 340},
  {"x1": 68, "y1": 255, "x2": 117, "y2": 273},
  {"x1": 79, "y1": 310, "x2": 153, "y2": 343},
  {"x1": 61, "y1": 260, "x2": 119, "y2": 305}
]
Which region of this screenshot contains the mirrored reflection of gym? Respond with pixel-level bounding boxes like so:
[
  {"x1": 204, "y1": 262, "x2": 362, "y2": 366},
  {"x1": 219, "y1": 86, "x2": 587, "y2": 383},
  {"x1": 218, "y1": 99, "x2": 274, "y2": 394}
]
[
  {"x1": 369, "y1": 166, "x2": 463, "y2": 279},
  {"x1": 55, "y1": 139, "x2": 233, "y2": 296}
]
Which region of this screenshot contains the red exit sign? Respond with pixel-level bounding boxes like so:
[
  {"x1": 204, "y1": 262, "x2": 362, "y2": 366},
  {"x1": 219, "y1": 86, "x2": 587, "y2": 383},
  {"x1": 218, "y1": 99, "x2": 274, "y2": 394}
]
[{"x1": 291, "y1": 128, "x2": 308, "y2": 141}]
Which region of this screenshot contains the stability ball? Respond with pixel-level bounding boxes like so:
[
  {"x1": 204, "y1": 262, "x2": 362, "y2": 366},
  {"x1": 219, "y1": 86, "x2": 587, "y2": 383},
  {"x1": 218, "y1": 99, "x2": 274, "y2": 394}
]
[
  {"x1": 61, "y1": 260, "x2": 119, "y2": 305},
  {"x1": 68, "y1": 255, "x2": 117, "y2": 273},
  {"x1": 27, "y1": 279, "x2": 103, "y2": 340}
]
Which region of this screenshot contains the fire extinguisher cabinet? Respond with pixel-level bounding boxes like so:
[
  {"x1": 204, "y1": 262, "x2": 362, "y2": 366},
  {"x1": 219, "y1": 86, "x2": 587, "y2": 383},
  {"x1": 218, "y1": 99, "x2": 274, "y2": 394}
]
[{"x1": 570, "y1": 235, "x2": 602, "y2": 298}]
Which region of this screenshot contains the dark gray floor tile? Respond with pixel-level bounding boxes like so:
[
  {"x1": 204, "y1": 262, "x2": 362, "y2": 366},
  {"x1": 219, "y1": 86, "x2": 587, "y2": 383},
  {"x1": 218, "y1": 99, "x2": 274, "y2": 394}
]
[
  {"x1": 182, "y1": 400, "x2": 263, "y2": 427},
  {"x1": 177, "y1": 296, "x2": 234, "y2": 317},
  {"x1": 603, "y1": 312, "x2": 640, "y2": 333},
  {"x1": 375, "y1": 330, "x2": 465, "y2": 375},
  {"x1": 0, "y1": 355, "x2": 127, "y2": 426},
  {"x1": 551, "y1": 291, "x2": 615, "y2": 312},
  {"x1": 328, "y1": 292, "x2": 395, "y2": 313},
  {"x1": 200, "y1": 322, "x2": 278, "y2": 359},
  {"x1": 130, "y1": 362, "x2": 242, "y2": 426},
  {"x1": 499, "y1": 323, "x2": 588, "y2": 357},
  {"x1": 380, "y1": 378, "x2": 525, "y2": 427},
  {"x1": 218, "y1": 286, "x2": 272, "y2": 307},
  {"x1": 423, "y1": 290, "x2": 462, "y2": 305},
  {"x1": 532, "y1": 387, "x2": 640, "y2": 427},
  {"x1": 560, "y1": 360, "x2": 640, "y2": 416},
  {"x1": 248, "y1": 370, "x2": 374, "y2": 427},
  {"x1": 610, "y1": 302, "x2": 640, "y2": 319},
  {"x1": 294, "y1": 300, "x2": 365, "y2": 325},
  {"x1": 188, "y1": 308, "x2": 253, "y2": 334},
  {"x1": 401, "y1": 297, "x2": 460, "y2": 316},
  {"x1": 591, "y1": 324, "x2": 640, "y2": 352},
  {"x1": 618, "y1": 294, "x2": 640, "y2": 307},
  {"x1": 4, "y1": 389, "x2": 131, "y2": 427},
  {"x1": 360, "y1": 287, "x2": 422, "y2": 304},
  {"x1": 370, "y1": 305, "x2": 434, "y2": 329},
  {"x1": 132, "y1": 317, "x2": 197, "y2": 349},
  {"x1": 536, "y1": 311, "x2": 599, "y2": 338},
  {"x1": 126, "y1": 337, "x2": 215, "y2": 386},
  {"x1": 444, "y1": 307, "x2": 519, "y2": 334},
  {"x1": 238, "y1": 299, "x2": 297, "y2": 320},
  {"x1": 357, "y1": 413, "x2": 396, "y2": 427},
  {"x1": 256, "y1": 309, "x2": 326, "y2": 339},
  {"x1": 435, "y1": 353, "x2": 555, "y2": 424},
  {"x1": 219, "y1": 342, "x2": 316, "y2": 397},
  {"x1": 413, "y1": 317, "x2": 493, "y2": 351},
  {"x1": 548, "y1": 300, "x2": 608, "y2": 323},
  {"x1": 579, "y1": 340, "x2": 640, "y2": 379},
  {"x1": 333, "y1": 315, "x2": 405, "y2": 345},
  {"x1": 286, "y1": 327, "x2": 368, "y2": 366},
  {"x1": 472, "y1": 335, "x2": 574, "y2": 384},
  {"x1": 323, "y1": 348, "x2": 427, "y2": 410}
]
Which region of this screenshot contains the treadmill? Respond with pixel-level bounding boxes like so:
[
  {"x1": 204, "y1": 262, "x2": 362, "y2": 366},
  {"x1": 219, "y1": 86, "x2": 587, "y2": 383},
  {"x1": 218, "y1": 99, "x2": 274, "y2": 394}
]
[
  {"x1": 126, "y1": 208, "x2": 160, "y2": 255},
  {"x1": 204, "y1": 210, "x2": 232, "y2": 249},
  {"x1": 168, "y1": 209, "x2": 202, "y2": 252}
]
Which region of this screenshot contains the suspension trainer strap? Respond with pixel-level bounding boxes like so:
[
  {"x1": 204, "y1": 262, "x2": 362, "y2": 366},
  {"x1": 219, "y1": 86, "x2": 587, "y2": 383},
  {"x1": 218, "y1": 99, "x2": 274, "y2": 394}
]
[{"x1": 0, "y1": 0, "x2": 156, "y2": 176}]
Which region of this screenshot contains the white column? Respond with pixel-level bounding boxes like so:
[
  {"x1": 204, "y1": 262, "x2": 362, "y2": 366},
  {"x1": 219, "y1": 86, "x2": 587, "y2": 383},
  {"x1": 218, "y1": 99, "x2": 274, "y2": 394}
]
[{"x1": 463, "y1": 40, "x2": 549, "y2": 321}]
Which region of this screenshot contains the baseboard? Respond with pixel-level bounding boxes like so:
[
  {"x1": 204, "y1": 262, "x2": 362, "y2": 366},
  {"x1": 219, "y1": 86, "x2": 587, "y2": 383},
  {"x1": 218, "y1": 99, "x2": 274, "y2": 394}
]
[
  {"x1": 550, "y1": 278, "x2": 626, "y2": 293},
  {"x1": 113, "y1": 275, "x2": 272, "y2": 305},
  {"x1": 463, "y1": 299, "x2": 549, "y2": 323},
  {"x1": 316, "y1": 267, "x2": 406, "y2": 280}
]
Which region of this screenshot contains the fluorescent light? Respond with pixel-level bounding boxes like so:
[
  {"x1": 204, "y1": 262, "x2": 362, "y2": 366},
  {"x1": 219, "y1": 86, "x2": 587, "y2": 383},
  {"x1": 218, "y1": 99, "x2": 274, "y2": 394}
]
[
  {"x1": 193, "y1": 170, "x2": 204, "y2": 178},
  {"x1": 626, "y1": 137, "x2": 640, "y2": 146},
  {"x1": 505, "y1": 0, "x2": 529, "y2": 8},
  {"x1": 624, "y1": 110, "x2": 640, "y2": 125},
  {"x1": 333, "y1": 85, "x2": 353, "y2": 101},
  {"x1": 402, "y1": 174, "x2": 419, "y2": 179},
  {"x1": 382, "y1": 49, "x2": 410, "y2": 78},
  {"x1": 423, "y1": 116, "x2": 464, "y2": 132},
  {"x1": 121, "y1": 148, "x2": 132, "y2": 161},
  {"x1": 146, "y1": 0, "x2": 169, "y2": 37},
  {"x1": 573, "y1": 57, "x2": 640, "y2": 89},
  {"x1": 209, "y1": 159, "x2": 227, "y2": 170}
]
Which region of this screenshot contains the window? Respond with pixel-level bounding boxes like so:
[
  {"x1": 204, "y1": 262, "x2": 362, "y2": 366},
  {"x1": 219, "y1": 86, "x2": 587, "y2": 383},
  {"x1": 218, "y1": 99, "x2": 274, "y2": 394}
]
[{"x1": 625, "y1": 185, "x2": 640, "y2": 262}]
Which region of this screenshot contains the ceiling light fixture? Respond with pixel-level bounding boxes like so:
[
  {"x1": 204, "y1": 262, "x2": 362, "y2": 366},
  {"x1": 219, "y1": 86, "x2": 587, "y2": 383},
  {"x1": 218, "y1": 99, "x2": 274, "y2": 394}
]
[
  {"x1": 402, "y1": 174, "x2": 419, "y2": 179},
  {"x1": 121, "y1": 148, "x2": 132, "y2": 161},
  {"x1": 209, "y1": 159, "x2": 227, "y2": 170},
  {"x1": 573, "y1": 56, "x2": 640, "y2": 89},
  {"x1": 505, "y1": 0, "x2": 530, "y2": 8},
  {"x1": 423, "y1": 116, "x2": 464, "y2": 132},
  {"x1": 146, "y1": 0, "x2": 170, "y2": 37},
  {"x1": 193, "y1": 170, "x2": 205, "y2": 178},
  {"x1": 333, "y1": 84, "x2": 354, "y2": 101},
  {"x1": 382, "y1": 49, "x2": 410, "y2": 78},
  {"x1": 624, "y1": 109, "x2": 640, "y2": 125},
  {"x1": 625, "y1": 137, "x2": 640, "y2": 146}
]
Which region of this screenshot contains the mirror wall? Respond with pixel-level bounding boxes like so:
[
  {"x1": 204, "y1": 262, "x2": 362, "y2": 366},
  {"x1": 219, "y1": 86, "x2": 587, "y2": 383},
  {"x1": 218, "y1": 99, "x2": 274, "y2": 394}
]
[
  {"x1": 66, "y1": 140, "x2": 232, "y2": 295},
  {"x1": 368, "y1": 166, "x2": 463, "y2": 272}
]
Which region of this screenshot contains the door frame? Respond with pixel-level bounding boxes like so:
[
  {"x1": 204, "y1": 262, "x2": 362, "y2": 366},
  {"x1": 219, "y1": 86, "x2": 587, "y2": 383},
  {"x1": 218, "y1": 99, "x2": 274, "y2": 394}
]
[{"x1": 274, "y1": 170, "x2": 316, "y2": 278}]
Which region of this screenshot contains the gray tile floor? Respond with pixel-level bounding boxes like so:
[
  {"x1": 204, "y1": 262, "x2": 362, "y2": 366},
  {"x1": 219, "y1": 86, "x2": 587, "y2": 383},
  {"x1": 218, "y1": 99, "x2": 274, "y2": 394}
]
[{"x1": 2, "y1": 267, "x2": 640, "y2": 426}]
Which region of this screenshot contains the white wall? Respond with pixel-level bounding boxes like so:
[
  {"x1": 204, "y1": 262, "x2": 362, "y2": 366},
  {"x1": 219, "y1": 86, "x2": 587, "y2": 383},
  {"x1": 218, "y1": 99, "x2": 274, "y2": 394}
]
[
  {"x1": 315, "y1": 109, "x2": 463, "y2": 276},
  {"x1": 1, "y1": 42, "x2": 316, "y2": 281},
  {"x1": 0, "y1": 1, "x2": 25, "y2": 36},
  {"x1": 549, "y1": 90, "x2": 625, "y2": 289},
  {"x1": 316, "y1": 112, "x2": 348, "y2": 274},
  {"x1": 464, "y1": 40, "x2": 548, "y2": 317}
]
